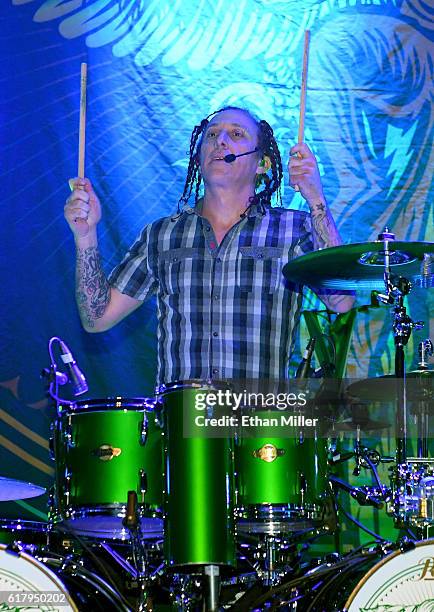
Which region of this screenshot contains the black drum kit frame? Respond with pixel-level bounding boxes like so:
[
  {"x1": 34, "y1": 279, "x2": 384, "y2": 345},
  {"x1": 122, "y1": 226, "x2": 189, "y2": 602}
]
[{"x1": 0, "y1": 229, "x2": 433, "y2": 611}]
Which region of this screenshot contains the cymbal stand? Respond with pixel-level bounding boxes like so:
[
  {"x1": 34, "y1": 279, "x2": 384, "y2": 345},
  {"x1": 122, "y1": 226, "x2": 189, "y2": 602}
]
[
  {"x1": 123, "y1": 490, "x2": 150, "y2": 611},
  {"x1": 375, "y1": 229, "x2": 424, "y2": 465}
]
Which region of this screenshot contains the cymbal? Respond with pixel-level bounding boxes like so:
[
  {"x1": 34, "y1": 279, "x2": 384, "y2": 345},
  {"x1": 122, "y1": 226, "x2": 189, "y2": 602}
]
[
  {"x1": 326, "y1": 417, "x2": 390, "y2": 433},
  {"x1": 347, "y1": 370, "x2": 434, "y2": 402},
  {"x1": 0, "y1": 477, "x2": 46, "y2": 502},
  {"x1": 282, "y1": 241, "x2": 434, "y2": 290}
]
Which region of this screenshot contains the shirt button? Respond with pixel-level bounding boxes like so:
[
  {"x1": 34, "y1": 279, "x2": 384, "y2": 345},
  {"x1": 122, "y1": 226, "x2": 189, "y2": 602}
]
[
  {"x1": 206, "y1": 226, "x2": 211, "y2": 232},
  {"x1": 212, "y1": 368, "x2": 219, "y2": 375},
  {"x1": 214, "y1": 294, "x2": 219, "y2": 300},
  {"x1": 216, "y1": 257, "x2": 222, "y2": 263},
  {"x1": 213, "y1": 331, "x2": 219, "y2": 337}
]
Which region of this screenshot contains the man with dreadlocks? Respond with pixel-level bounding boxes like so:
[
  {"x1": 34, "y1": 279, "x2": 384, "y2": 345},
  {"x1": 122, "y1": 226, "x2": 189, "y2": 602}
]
[{"x1": 65, "y1": 107, "x2": 352, "y2": 384}]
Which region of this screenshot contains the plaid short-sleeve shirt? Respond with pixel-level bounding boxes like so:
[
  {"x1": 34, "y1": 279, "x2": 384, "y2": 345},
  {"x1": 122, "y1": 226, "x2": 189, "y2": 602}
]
[{"x1": 108, "y1": 203, "x2": 313, "y2": 385}]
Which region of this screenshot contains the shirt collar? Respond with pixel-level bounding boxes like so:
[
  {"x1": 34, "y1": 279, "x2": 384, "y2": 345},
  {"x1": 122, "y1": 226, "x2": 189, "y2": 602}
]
[{"x1": 181, "y1": 198, "x2": 264, "y2": 219}]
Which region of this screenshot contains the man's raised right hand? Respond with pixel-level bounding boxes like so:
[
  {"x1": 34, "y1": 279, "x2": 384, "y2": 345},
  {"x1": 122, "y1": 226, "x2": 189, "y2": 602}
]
[{"x1": 65, "y1": 177, "x2": 101, "y2": 240}]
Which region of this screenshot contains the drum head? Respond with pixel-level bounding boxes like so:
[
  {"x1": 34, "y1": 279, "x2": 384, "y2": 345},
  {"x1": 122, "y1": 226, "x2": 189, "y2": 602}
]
[
  {"x1": 0, "y1": 544, "x2": 76, "y2": 610},
  {"x1": 346, "y1": 540, "x2": 434, "y2": 610}
]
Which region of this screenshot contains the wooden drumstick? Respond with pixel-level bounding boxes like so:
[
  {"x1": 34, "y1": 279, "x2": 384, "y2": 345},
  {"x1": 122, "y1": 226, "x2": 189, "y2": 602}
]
[
  {"x1": 78, "y1": 62, "x2": 87, "y2": 180},
  {"x1": 294, "y1": 30, "x2": 310, "y2": 192},
  {"x1": 298, "y1": 30, "x2": 310, "y2": 145}
]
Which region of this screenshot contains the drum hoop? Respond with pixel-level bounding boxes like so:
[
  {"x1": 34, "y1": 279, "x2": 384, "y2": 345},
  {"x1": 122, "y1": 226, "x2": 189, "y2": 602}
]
[
  {"x1": 344, "y1": 539, "x2": 434, "y2": 608},
  {"x1": 0, "y1": 520, "x2": 48, "y2": 531},
  {"x1": 156, "y1": 379, "x2": 229, "y2": 395},
  {"x1": 60, "y1": 397, "x2": 157, "y2": 414},
  {"x1": 0, "y1": 543, "x2": 78, "y2": 610}
]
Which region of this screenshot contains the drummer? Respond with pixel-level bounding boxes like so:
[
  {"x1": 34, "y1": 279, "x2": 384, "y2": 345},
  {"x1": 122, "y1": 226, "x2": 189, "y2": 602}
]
[{"x1": 64, "y1": 106, "x2": 353, "y2": 384}]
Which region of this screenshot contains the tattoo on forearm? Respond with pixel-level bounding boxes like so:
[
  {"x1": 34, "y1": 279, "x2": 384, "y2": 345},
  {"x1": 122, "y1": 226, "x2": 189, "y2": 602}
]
[
  {"x1": 310, "y1": 201, "x2": 341, "y2": 250},
  {"x1": 76, "y1": 247, "x2": 110, "y2": 328}
]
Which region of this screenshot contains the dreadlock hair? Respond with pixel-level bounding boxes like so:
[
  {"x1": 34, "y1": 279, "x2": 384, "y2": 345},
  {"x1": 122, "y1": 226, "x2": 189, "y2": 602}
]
[{"x1": 177, "y1": 107, "x2": 283, "y2": 214}]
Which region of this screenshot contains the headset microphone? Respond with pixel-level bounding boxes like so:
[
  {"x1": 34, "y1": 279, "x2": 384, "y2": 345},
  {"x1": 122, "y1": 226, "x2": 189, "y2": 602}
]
[{"x1": 223, "y1": 148, "x2": 258, "y2": 163}]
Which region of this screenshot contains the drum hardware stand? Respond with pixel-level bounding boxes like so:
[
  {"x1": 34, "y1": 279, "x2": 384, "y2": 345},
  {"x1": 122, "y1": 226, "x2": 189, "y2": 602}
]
[
  {"x1": 204, "y1": 564, "x2": 220, "y2": 611},
  {"x1": 352, "y1": 428, "x2": 394, "y2": 477},
  {"x1": 123, "y1": 490, "x2": 151, "y2": 611},
  {"x1": 375, "y1": 228, "x2": 424, "y2": 465},
  {"x1": 168, "y1": 573, "x2": 203, "y2": 611}
]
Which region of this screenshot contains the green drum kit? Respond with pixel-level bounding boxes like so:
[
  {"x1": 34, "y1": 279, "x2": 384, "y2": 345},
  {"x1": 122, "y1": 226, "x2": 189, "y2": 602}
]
[{"x1": 1, "y1": 231, "x2": 433, "y2": 610}]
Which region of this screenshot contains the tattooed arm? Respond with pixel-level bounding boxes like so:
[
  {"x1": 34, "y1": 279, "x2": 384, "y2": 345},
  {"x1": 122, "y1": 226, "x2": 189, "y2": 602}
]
[
  {"x1": 288, "y1": 144, "x2": 355, "y2": 313},
  {"x1": 65, "y1": 178, "x2": 142, "y2": 331}
]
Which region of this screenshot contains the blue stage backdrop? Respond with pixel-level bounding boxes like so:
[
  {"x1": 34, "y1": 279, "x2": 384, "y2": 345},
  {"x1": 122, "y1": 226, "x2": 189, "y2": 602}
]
[{"x1": 0, "y1": 1, "x2": 432, "y2": 520}]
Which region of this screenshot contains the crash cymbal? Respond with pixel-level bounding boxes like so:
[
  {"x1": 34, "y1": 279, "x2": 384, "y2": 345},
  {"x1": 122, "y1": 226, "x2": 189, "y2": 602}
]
[
  {"x1": 347, "y1": 370, "x2": 434, "y2": 402},
  {"x1": 0, "y1": 477, "x2": 46, "y2": 501},
  {"x1": 282, "y1": 241, "x2": 434, "y2": 290}
]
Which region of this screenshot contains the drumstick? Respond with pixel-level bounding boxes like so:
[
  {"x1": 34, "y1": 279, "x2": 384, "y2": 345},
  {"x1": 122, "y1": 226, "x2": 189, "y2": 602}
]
[
  {"x1": 294, "y1": 31, "x2": 310, "y2": 192},
  {"x1": 78, "y1": 62, "x2": 87, "y2": 180},
  {"x1": 298, "y1": 30, "x2": 310, "y2": 145}
]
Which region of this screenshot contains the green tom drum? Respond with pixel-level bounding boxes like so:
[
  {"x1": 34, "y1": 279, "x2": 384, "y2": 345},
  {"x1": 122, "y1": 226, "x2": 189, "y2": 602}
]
[
  {"x1": 159, "y1": 382, "x2": 236, "y2": 568},
  {"x1": 51, "y1": 398, "x2": 164, "y2": 540},
  {"x1": 235, "y1": 413, "x2": 329, "y2": 534}
]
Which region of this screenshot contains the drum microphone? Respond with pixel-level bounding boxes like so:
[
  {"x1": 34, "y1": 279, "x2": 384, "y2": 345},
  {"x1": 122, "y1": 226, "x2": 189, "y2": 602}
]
[
  {"x1": 123, "y1": 490, "x2": 138, "y2": 529},
  {"x1": 329, "y1": 451, "x2": 354, "y2": 465},
  {"x1": 330, "y1": 475, "x2": 385, "y2": 510},
  {"x1": 295, "y1": 337, "x2": 316, "y2": 379},
  {"x1": 59, "y1": 340, "x2": 88, "y2": 396},
  {"x1": 223, "y1": 148, "x2": 259, "y2": 163},
  {"x1": 40, "y1": 367, "x2": 69, "y2": 386}
]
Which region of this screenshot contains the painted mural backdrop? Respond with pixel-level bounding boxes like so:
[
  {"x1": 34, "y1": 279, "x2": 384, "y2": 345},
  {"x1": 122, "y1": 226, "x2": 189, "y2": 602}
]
[{"x1": 1, "y1": 0, "x2": 433, "y2": 533}]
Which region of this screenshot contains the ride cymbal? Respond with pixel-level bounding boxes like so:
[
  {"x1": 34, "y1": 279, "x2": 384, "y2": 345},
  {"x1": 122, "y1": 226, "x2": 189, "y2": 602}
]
[{"x1": 283, "y1": 241, "x2": 434, "y2": 290}]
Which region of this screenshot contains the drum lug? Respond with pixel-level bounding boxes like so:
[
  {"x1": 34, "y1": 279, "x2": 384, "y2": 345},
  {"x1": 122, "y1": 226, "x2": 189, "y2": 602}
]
[
  {"x1": 49, "y1": 423, "x2": 55, "y2": 460},
  {"x1": 140, "y1": 412, "x2": 148, "y2": 446},
  {"x1": 64, "y1": 468, "x2": 72, "y2": 505},
  {"x1": 48, "y1": 485, "x2": 56, "y2": 515},
  {"x1": 139, "y1": 469, "x2": 148, "y2": 502},
  {"x1": 65, "y1": 418, "x2": 75, "y2": 449}
]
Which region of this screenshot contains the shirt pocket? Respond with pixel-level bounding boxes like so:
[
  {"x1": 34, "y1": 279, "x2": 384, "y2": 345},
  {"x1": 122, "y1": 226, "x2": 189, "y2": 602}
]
[
  {"x1": 158, "y1": 247, "x2": 200, "y2": 294},
  {"x1": 236, "y1": 246, "x2": 284, "y2": 294}
]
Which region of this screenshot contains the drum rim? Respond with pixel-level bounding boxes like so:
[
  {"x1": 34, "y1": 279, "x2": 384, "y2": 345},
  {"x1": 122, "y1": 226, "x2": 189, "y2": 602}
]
[
  {"x1": 0, "y1": 543, "x2": 78, "y2": 610},
  {"x1": 59, "y1": 396, "x2": 157, "y2": 413},
  {"x1": 52, "y1": 503, "x2": 164, "y2": 520},
  {"x1": 345, "y1": 539, "x2": 434, "y2": 608},
  {"x1": 0, "y1": 519, "x2": 49, "y2": 531},
  {"x1": 156, "y1": 379, "x2": 230, "y2": 395}
]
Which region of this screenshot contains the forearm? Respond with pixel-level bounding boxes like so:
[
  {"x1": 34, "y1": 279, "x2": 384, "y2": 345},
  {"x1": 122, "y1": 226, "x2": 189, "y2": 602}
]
[
  {"x1": 309, "y1": 199, "x2": 354, "y2": 313},
  {"x1": 75, "y1": 235, "x2": 110, "y2": 331},
  {"x1": 309, "y1": 199, "x2": 342, "y2": 251}
]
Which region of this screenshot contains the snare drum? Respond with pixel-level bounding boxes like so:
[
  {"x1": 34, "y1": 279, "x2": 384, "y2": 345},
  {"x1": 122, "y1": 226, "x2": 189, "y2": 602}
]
[
  {"x1": 52, "y1": 397, "x2": 164, "y2": 539},
  {"x1": 299, "y1": 540, "x2": 434, "y2": 611},
  {"x1": 235, "y1": 414, "x2": 329, "y2": 534},
  {"x1": 159, "y1": 382, "x2": 236, "y2": 568},
  {"x1": 0, "y1": 544, "x2": 127, "y2": 611},
  {"x1": 394, "y1": 459, "x2": 434, "y2": 527}
]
